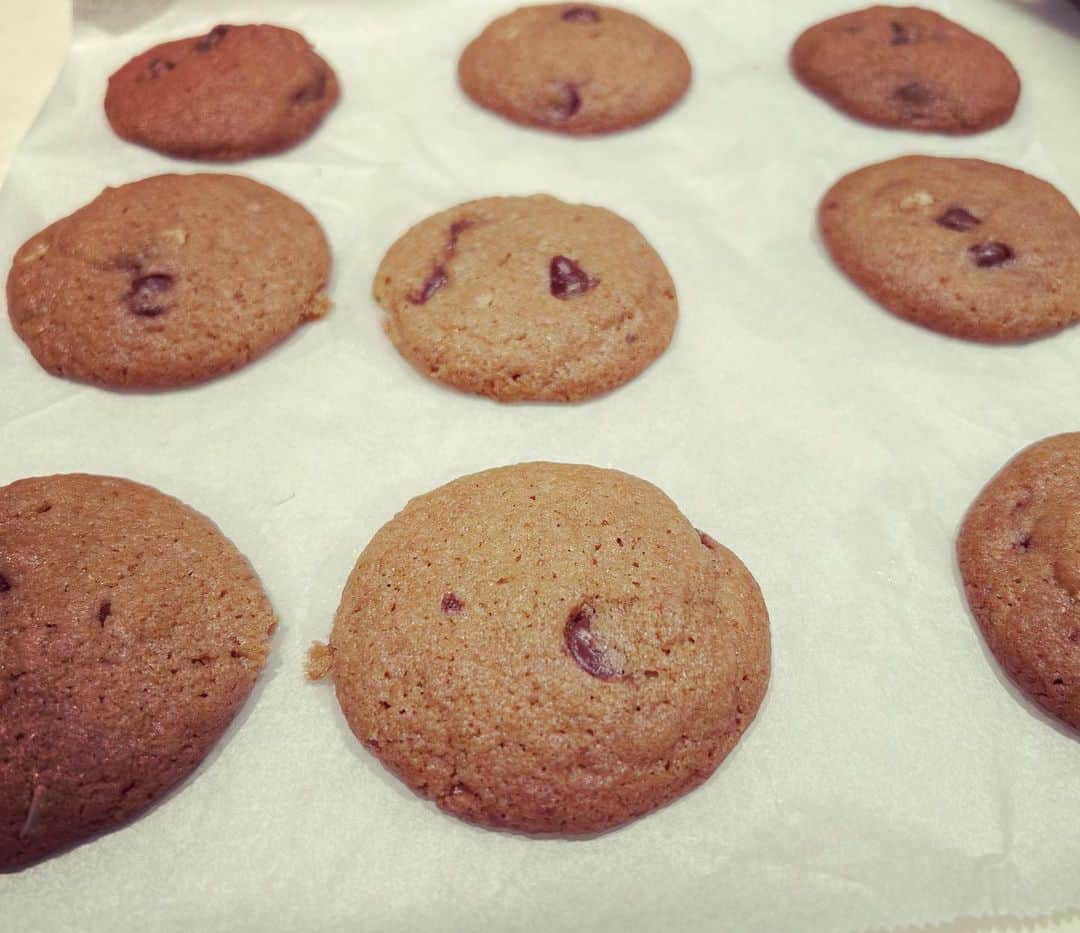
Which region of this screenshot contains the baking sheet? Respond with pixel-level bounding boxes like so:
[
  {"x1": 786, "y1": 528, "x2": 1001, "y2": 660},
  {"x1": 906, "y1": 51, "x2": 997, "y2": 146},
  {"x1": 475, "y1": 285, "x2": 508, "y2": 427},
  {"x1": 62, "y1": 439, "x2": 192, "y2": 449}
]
[{"x1": 1, "y1": 1, "x2": 1078, "y2": 930}]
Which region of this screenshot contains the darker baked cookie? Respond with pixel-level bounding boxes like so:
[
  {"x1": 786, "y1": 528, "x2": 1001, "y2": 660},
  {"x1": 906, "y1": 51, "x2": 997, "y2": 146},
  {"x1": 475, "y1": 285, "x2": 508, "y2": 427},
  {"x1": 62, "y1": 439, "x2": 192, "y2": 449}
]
[
  {"x1": 957, "y1": 435, "x2": 1080, "y2": 732},
  {"x1": 0, "y1": 474, "x2": 276, "y2": 871},
  {"x1": 105, "y1": 24, "x2": 339, "y2": 160},
  {"x1": 7, "y1": 173, "x2": 331, "y2": 389},
  {"x1": 458, "y1": 4, "x2": 691, "y2": 134},
  {"x1": 791, "y1": 6, "x2": 1019, "y2": 133},
  {"x1": 308, "y1": 462, "x2": 770, "y2": 834},
  {"x1": 819, "y1": 156, "x2": 1080, "y2": 342},
  {"x1": 373, "y1": 195, "x2": 676, "y2": 401}
]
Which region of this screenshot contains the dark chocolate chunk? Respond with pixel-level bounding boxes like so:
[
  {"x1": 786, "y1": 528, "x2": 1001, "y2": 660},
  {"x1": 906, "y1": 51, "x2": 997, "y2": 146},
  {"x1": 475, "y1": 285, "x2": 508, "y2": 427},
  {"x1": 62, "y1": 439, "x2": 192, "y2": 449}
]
[
  {"x1": 406, "y1": 266, "x2": 448, "y2": 305},
  {"x1": 0, "y1": 573, "x2": 10, "y2": 593},
  {"x1": 969, "y1": 242, "x2": 1015, "y2": 268},
  {"x1": 550, "y1": 255, "x2": 596, "y2": 300},
  {"x1": 128, "y1": 274, "x2": 174, "y2": 317},
  {"x1": 440, "y1": 592, "x2": 464, "y2": 614},
  {"x1": 890, "y1": 21, "x2": 912, "y2": 45},
  {"x1": 562, "y1": 7, "x2": 600, "y2": 22},
  {"x1": 195, "y1": 25, "x2": 229, "y2": 52},
  {"x1": 894, "y1": 82, "x2": 933, "y2": 107},
  {"x1": 550, "y1": 82, "x2": 581, "y2": 121},
  {"x1": 937, "y1": 207, "x2": 982, "y2": 232},
  {"x1": 564, "y1": 602, "x2": 618, "y2": 679}
]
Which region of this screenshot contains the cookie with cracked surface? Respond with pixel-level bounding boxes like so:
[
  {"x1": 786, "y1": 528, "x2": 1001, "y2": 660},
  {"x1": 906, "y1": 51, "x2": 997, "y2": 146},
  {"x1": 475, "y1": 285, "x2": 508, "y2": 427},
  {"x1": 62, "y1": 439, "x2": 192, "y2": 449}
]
[
  {"x1": 791, "y1": 6, "x2": 1019, "y2": 133},
  {"x1": 7, "y1": 173, "x2": 331, "y2": 389},
  {"x1": 957, "y1": 435, "x2": 1080, "y2": 732},
  {"x1": 373, "y1": 195, "x2": 676, "y2": 401},
  {"x1": 819, "y1": 156, "x2": 1080, "y2": 342},
  {"x1": 105, "y1": 24, "x2": 339, "y2": 160},
  {"x1": 308, "y1": 462, "x2": 770, "y2": 834},
  {"x1": 0, "y1": 474, "x2": 276, "y2": 871},
  {"x1": 458, "y1": 4, "x2": 690, "y2": 134}
]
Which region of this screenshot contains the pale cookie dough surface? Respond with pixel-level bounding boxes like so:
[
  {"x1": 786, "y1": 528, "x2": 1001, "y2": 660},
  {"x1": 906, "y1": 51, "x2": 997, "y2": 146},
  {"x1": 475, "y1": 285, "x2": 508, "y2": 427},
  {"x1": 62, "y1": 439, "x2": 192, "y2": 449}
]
[
  {"x1": 7, "y1": 173, "x2": 331, "y2": 389},
  {"x1": 374, "y1": 194, "x2": 676, "y2": 402},
  {"x1": 819, "y1": 156, "x2": 1080, "y2": 342},
  {"x1": 0, "y1": 474, "x2": 276, "y2": 871},
  {"x1": 958, "y1": 434, "x2": 1080, "y2": 733},
  {"x1": 314, "y1": 462, "x2": 770, "y2": 835}
]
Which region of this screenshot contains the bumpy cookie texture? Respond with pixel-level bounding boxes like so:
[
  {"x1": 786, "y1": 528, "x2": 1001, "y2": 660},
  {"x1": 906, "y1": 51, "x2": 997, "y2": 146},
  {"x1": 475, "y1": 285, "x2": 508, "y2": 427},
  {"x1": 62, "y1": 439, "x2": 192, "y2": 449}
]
[
  {"x1": 311, "y1": 463, "x2": 770, "y2": 834},
  {"x1": 374, "y1": 195, "x2": 676, "y2": 402},
  {"x1": 458, "y1": 4, "x2": 691, "y2": 134},
  {"x1": 7, "y1": 173, "x2": 331, "y2": 389},
  {"x1": 820, "y1": 156, "x2": 1080, "y2": 342},
  {"x1": 105, "y1": 24, "x2": 339, "y2": 160},
  {"x1": 791, "y1": 6, "x2": 1019, "y2": 133},
  {"x1": 0, "y1": 474, "x2": 276, "y2": 871},
  {"x1": 957, "y1": 435, "x2": 1080, "y2": 732}
]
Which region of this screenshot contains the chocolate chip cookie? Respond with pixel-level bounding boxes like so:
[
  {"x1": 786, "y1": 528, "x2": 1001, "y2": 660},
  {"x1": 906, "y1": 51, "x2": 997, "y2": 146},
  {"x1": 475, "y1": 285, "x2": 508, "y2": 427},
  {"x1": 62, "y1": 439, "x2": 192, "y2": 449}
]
[
  {"x1": 819, "y1": 156, "x2": 1080, "y2": 342},
  {"x1": 7, "y1": 173, "x2": 331, "y2": 389},
  {"x1": 957, "y1": 435, "x2": 1080, "y2": 732},
  {"x1": 105, "y1": 24, "x2": 339, "y2": 160},
  {"x1": 791, "y1": 6, "x2": 1020, "y2": 133},
  {"x1": 373, "y1": 195, "x2": 676, "y2": 401},
  {"x1": 458, "y1": 4, "x2": 691, "y2": 134},
  {"x1": 0, "y1": 474, "x2": 276, "y2": 871},
  {"x1": 308, "y1": 462, "x2": 770, "y2": 834}
]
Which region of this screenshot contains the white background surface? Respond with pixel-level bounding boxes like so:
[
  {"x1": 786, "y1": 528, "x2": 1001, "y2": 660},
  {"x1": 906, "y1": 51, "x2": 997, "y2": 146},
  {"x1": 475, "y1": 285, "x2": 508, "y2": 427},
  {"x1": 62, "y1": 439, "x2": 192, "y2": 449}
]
[{"x1": 0, "y1": 2, "x2": 1077, "y2": 931}]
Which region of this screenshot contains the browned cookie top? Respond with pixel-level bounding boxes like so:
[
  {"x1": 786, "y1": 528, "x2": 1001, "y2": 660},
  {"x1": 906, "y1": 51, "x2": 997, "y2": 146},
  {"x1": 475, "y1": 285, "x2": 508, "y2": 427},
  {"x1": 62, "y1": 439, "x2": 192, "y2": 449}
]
[
  {"x1": 957, "y1": 435, "x2": 1080, "y2": 732},
  {"x1": 105, "y1": 24, "x2": 339, "y2": 160},
  {"x1": 0, "y1": 474, "x2": 276, "y2": 871},
  {"x1": 458, "y1": 4, "x2": 691, "y2": 134},
  {"x1": 7, "y1": 173, "x2": 331, "y2": 389},
  {"x1": 791, "y1": 6, "x2": 1020, "y2": 133},
  {"x1": 310, "y1": 462, "x2": 770, "y2": 835},
  {"x1": 373, "y1": 195, "x2": 676, "y2": 402},
  {"x1": 819, "y1": 156, "x2": 1080, "y2": 342}
]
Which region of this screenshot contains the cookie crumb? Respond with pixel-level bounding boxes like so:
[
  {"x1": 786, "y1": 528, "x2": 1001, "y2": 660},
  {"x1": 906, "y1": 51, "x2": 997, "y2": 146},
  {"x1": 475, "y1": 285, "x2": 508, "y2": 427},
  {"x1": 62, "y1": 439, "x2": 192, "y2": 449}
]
[{"x1": 306, "y1": 641, "x2": 334, "y2": 680}]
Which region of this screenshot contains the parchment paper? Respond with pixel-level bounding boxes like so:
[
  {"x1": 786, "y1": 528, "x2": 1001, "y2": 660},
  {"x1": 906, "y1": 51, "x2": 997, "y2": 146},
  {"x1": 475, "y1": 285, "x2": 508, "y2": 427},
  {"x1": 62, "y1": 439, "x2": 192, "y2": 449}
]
[{"x1": 0, "y1": 1, "x2": 1078, "y2": 931}]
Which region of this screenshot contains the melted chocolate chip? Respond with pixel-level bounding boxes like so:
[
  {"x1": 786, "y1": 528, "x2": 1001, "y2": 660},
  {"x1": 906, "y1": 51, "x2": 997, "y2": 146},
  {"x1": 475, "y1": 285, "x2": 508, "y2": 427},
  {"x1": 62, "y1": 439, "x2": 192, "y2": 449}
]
[
  {"x1": 440, "y1": 592, "x2": 464, "y2": 614},
  {"x1": 890, "y1": 21, "x2": 912, "y2": 44},
  {"x1": 564, "y1": 602, "x2": 618, "y2": 679},
  {"x1": 148, "y1": 58, "x2": 176, "y2": 78},
  {"x1": 550, "y1": 255, "x2": 596, "y2": 300},
  {"x1": 128, "y1": 274, "x2": 174, "y2": 317},
  {"x1": 0, "y1": 573, "x2": 10, "y2": 593},
  {"x1": 293, "y1": 70, "x2": 328, "y2": 105},
  {"x1": 196, "y1": 25, "x2": 229, "y2": 52},
  {"x1": 937, "y1": 207, "x2": 982, "y2": 232},
  {"x1": 698, "y1": 531, "x2": 718, "y2": 550},
  {"x1": 98, "y1": 601, "x2": 112, "y2": 624},
  {"x1": 406, "y1": 266, "x2": 448, "y2": 305},
  {"x1": 562, "y1": 6, "x2": 600, "y2": 21},
  {"x1": 969, "y1": 242, "x2": 1015, "y2": 268},
  {"x1": 894, "y1": 82, "x2": 933, "y2": 107},
  {"x1": 550, "y1": 83, "x2": 581, "y2": 121}
]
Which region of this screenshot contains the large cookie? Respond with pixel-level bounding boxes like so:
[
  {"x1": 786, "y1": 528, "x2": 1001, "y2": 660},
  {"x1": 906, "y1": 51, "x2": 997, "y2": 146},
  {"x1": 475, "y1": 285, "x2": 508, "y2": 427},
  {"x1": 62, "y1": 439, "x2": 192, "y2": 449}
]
[
  {"x1": 7, "y1": 173, "x2": 331, "y2": 389},
  {"x1": 0, "y1": 474, "x2": 276, "y2": 870},
  {"x1": 957, "y1": 435, "x2": 1080, "y2": 732},
  {"x1": 308, "y1": 462, "x2": 770, "y2": 834},
  {"x1": 373, "y1": 195, "x2": 676, "y2": 401},
  {"x1": 458, "y1": 4, "x2": 690, "y2": 134},
  {"x1": 819, "y1": 156, "x2": 1080, "y2": 342},
  {"x1": 791, "y1": 6, "x2": 1019, "y2": 133},
  {"x1": 105, "y1": 24, "x2": 339, "y2": 160}
]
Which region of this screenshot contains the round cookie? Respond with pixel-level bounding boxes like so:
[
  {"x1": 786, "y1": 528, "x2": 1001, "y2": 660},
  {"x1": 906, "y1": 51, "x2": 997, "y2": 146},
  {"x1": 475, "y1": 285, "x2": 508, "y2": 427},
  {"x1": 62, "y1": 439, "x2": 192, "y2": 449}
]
[
  {"x1": 458, "y1": 4, "x2": 691, "y2": 135},
  {"x1": 373, "y1": 195, "x2": 676, "y2": 402},
  {"x1": 7, "y1": 173, "x2": 331, "y2": 389},
  {"x1": 0, "y1": 474, "x2": 276, "y2": 871},
  {"x1": 105, "y1": 24, "x2": 339, "y2": 160},
  {"x1": 791, "y1": 6, "x2": 1019, "y2": 133},
  {"x1": 819, "y1": 156, "x2": 1080, "y2": 342},
  {"x1": 957, "y1": 435, "x2": 1080, "y2": 732},
  {"x1": 309, "y1": 462, "x2": 770, "y2": 834}
]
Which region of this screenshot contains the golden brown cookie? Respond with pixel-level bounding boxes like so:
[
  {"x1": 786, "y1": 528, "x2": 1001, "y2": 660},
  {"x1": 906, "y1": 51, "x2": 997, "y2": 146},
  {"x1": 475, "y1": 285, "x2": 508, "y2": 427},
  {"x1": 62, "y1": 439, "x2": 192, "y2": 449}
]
[
  {"x1": 105, "y1": 24, "x2": 339, "y2": 160},
  {"x1": 458, "y1": 4, "x2": 691, "y2": 134},
  {"x1": 7, "y1": 173, "x2": 331, "y2": 389},
  {"x1": 309, "y1": 462, "x2": 770, "y2": 834},
  {"x1": 819, "y1": 156, "x2": 1080, "y2": 342},
  {"x1": 373, "y1": 195, "x2": 676, "y2": 402},
  {"x1": 957, "y1": 435, "x2": 1080, "y2": 732},
  {"x1": 0, "y1": 474, "x2": 276, "y2": 871},
  {"x1": 791, "y1": 6, "x2": 1019, "y2": 133}
]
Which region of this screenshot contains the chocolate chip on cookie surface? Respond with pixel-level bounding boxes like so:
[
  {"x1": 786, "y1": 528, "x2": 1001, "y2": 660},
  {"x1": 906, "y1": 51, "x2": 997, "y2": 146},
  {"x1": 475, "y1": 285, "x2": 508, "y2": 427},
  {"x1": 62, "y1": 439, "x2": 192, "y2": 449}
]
[
  {"x1": 7, "y1": 173, "x2": 331, "y2": 389},
  {"x1": 957, "y1": 435, "x2": 1080, "y2": 732},
  {"x1": 0, "y1": 474, "x2": 276, "y2": 871},
  {"x1": 791, "y1": 6, "x2": 1019, "y2": 133},
  {"x1": 374, "y1": 195, "x2": 676, "y2": 402},
  {"x1": 819, "y1": 156, "x2": 1080, "y2": 342},
  {"x1": 105, "y1": 24, "x2": 339, "y2": 160},
  {"x1": 458, "y1": 4, "x2": 691, "y2": 134},
  {"x1": 310, "y1": 462, "x2": 770, "y2": 835}
]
